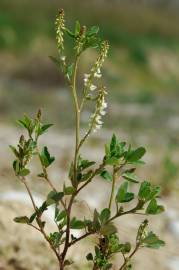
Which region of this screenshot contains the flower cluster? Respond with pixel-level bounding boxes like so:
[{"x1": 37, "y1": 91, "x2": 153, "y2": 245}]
[
  {"x1": 92, "y1": 40, "x2": 109, "y2": 75},
  {"x1": 75, "y1": 25, "x2": 87, "y2": 55},
  {"x1": 89, "y1": 87, "x2": 108, "y2": 133},
  {"x1": 83, "y1": 41, "x2": 109, "y2": 95},
  {"x1": 55, "y1": 9, "x2": 65, "y2": 53}
]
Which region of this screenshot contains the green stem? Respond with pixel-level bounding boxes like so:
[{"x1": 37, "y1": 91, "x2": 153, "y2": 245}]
[
  {"x1": 20, "y1": 177, "x2": 61, "y2": 263},
  {"x1": 108, "y1": 165, "x2": 117, "y2": 210},
  {"x1": 118, "y1": 244, "x2": 139, "y2": 270},
  {"x1": 61, "y1": 56, "x2": 80, "y2": 264},
  {"x1": 71, "y1": 56, "x2": 80, "y2": 186}
]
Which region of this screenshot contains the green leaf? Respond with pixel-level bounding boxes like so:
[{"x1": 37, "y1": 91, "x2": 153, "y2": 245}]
[
  {"x1": 87, "y1": 26, "x2": 99, "y2": 37},
  {"x1": 70, "y1": 217, "x2": 85, "y2": 229},
  {"x1": 66, "y1": 63, "x2": 74, "y2": 81},
  {"x1": 75, "y1": 21, "x2": 81, "y2": 36},
  {"x1": 64, "y1": 259, "x2": 73, "y2": 266},
  {"x1": 29, "y1": 212, "x2": 37, "y2": 223},
  {"x1": 142, "y1": 231, "x2": 165, "y2": 249},
  {"x1": 38, "y1": 201, "x2": 48, "y2": 214},
  {"x1": 119, "y1": 242, "x2": 131, "y2": 254},
  {"x1": 100, "y1": 170, "x2": 112, "y2": 182},
  {"x1": 105, "y1": 157, "x2": 119, "y2": 166},
  {"x1": 146, "y1": 199, "x2": 165, "y2": 215},
  {"x1": 65, "y1": 28, "x2": 75, "y2": 38},
  {"x1": 138, "y1": 181, "x2": 161, "y2": 202},
  {"x1": 100, "y1": 222, "x2": 117, "y2": 235},
  {"x1": 13, "y1": 160, "x2": 20, "y2": 174},
  {"x1": 77, "y1": 156, "x2": 95, "y2": 170},
  {"x1": 39, "y1": 124, "x2": 53, "y2": 135},
  {"x1": 127, "y1": 147, "x2": 146, "y2": 163},
  {"x1": 80, "y1": 171, "x2": 93, "y2": 182},
  {"x1": 40, "y1": 146, "x2": 55, "y2": 168},
  {"x1": 56, "y1": 210, "x2": 67, "y2": 222},
  {"x1": 122, "y1": 172, "x2": 139, "y2": 183},
  {"x1": 9, "y1": 145, "x2": 19, "y2": 158},
  {"x1": 116, "y1": 182, "x2": 134, "y2": 203},
  {"x1": 110, "y1": 134, "x2": 117, "y2": 153},
  {"x1": 46, "y1": 191, "x2": 64, "y2": 205},
  {"x1": 63, "y1": 185, "x2": 75, "y2": 195},
  {"x1": 49, "y1": 231, "x2": 62, "y2": 248},
  {"x1": 19, "y1": 168, "x2": 30, "y2": 176},
  {"x1": 93, "y1": 209, "x2": 101, "y2": 231},
  {"x1": 138, "y1": 181, "x2": 150, "y2": 200},
  {"x1": 100, "y1": 208, "x2": 111, "y2": 224},
  {"x1": 14, "y1": 216, "x2": 30, "y2": 224},
  {"x1": 86, "y1": 253, "x2": 93, "y2": 261}
]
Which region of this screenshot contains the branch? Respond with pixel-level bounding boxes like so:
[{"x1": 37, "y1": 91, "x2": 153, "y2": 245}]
[
  {"x1": 108, "y1": 165, "x2": 117, "y2": 209},
  {"x1": 36, "y1": 148, "x2": 66, "y2": 210},
  {"x1": 20, "y1": 176, "x2": 61, "y2": 262},
  {"x1": 118, "y1": 244, "x2": 140, "y2": 270},
  {"x1": 68, "y1": 232, "x2": 92, "y2": 247},
  {"x1": 76, "y1": 162, "x2": 105, "y2": 195}
]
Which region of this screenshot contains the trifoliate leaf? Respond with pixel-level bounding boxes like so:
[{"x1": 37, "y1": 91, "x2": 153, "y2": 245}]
[
  {"x1": 100, "y1": 208, "x2": 111, "y2": 224},
  {"x1": 46, "y1": 191, "x2": 64, "y2": 205},
  {"x1": 127, "y1": 147, "x2": 146, "y2": 163},
  {"x1": 142, "y1": 231, "x2": 165, "y2": 249},
  {"x1": 70, "y1": 217, "x2": 85, "y2": 229},
  {"x1": 116, "y1": 182, "x2": 134, "y2": 203},
  {"x1": 146, "y1": 199, "x2": 165, "y2": 215},
  {"x1": 40, "y1": 146, "x2": 55, "y2": 168}
]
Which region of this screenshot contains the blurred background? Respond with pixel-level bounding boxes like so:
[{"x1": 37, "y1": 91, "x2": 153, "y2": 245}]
[{"x1": 0, "y1": 1, "x2": 179, "y2": 270}]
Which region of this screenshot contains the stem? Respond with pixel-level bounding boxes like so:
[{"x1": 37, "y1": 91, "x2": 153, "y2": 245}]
[
  {"x1": 76, "y1": 162, "x2": 105, "y2": 194},
  {"x1": 118, "y1": 244, "x2": 139, "y2": 270},
  {"x1": 108, "y1": 205, "x2": 140, "y2": 223},
  {"x1": 78, "y1": 98, "x2": 100, "y2": 152},
  {"x1": 37, "y1": 148, "x2": 66, "y2": 210},
  {"x1": 61, "y1": 56, "x2": 80, "y2": 265},
  {"x1": 72, "y1": 56, "x2": 80, "y2": 186},
  {"x1": 20, "y1": 177, "x2": 61, "y2": 264},
  {"x1": 108, "y1": 165, "x2": 117, "y2": 210},
  {"x1": 68, "y1": 232, "x2": 92, "y2": 247}
]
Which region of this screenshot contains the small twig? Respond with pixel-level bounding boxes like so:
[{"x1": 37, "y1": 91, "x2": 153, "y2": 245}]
[
  {"x1": 20, "y1": 176, "x2": 61, "y2": 263},
  {"x1": 108, "y1": 165, "x2": 117, "y2": 209},
  {"x1": 36, "y1": 148, "x2": 66, "y2": 210},
  {"x1": 77, "y1": 162, "x2": 105, "y2": 194},
  {"x1": 68, "y1": 231, "x2": 92, "y2": 247},
  {"x1": 118, "y1": 244, "x2": 139, "y2": 270}
]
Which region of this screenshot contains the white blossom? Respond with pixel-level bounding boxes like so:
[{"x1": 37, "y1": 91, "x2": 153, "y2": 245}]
[
  {"x1": 60, "y1": 55, "x2": 66, "y2": 61},
  {"x1": 94, "y1": 72, "x2": 102, "y2": 78},
  {"x1": 100, "y1": 109, "x2": 106, "y2": 116},
  {"x1": 90, "y1": 84, "x2": 97, "y2": 91},
  {"x1": 84, "y1": 73, "x2": 90, "y2": 78}
]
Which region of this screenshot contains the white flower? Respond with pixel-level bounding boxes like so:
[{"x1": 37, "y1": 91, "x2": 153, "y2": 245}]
[
  {"x1": 96, "y1": 115, "x2": 103, "y2": 125},
  {"x1": 93, "y1": 124, "x2": 102, "y2": 133},
  {"x1": 100, "y1": 109, "x2": 106, "y2": 116},
  {"x1": 84, "y1": 74, "x2": 90, "y2": 86},
  {"x1": 60, "y1": 55, "x2": 66, "y2": 61},
  {"x1": 84, "y1": 73, "x2": 90, "y2": 78},
  {"x1": 90, "y1": 84, "x2": 97, "y2": 91},
  {"x1": 101, "y1": 101, "x2": 107, "y2": 109},
  {"x1": 94, "y1": 72, "x2": 102, "y2": 78},
  {"x1": 94, "y1": 67, "x2": 102, "y2": 78}
]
